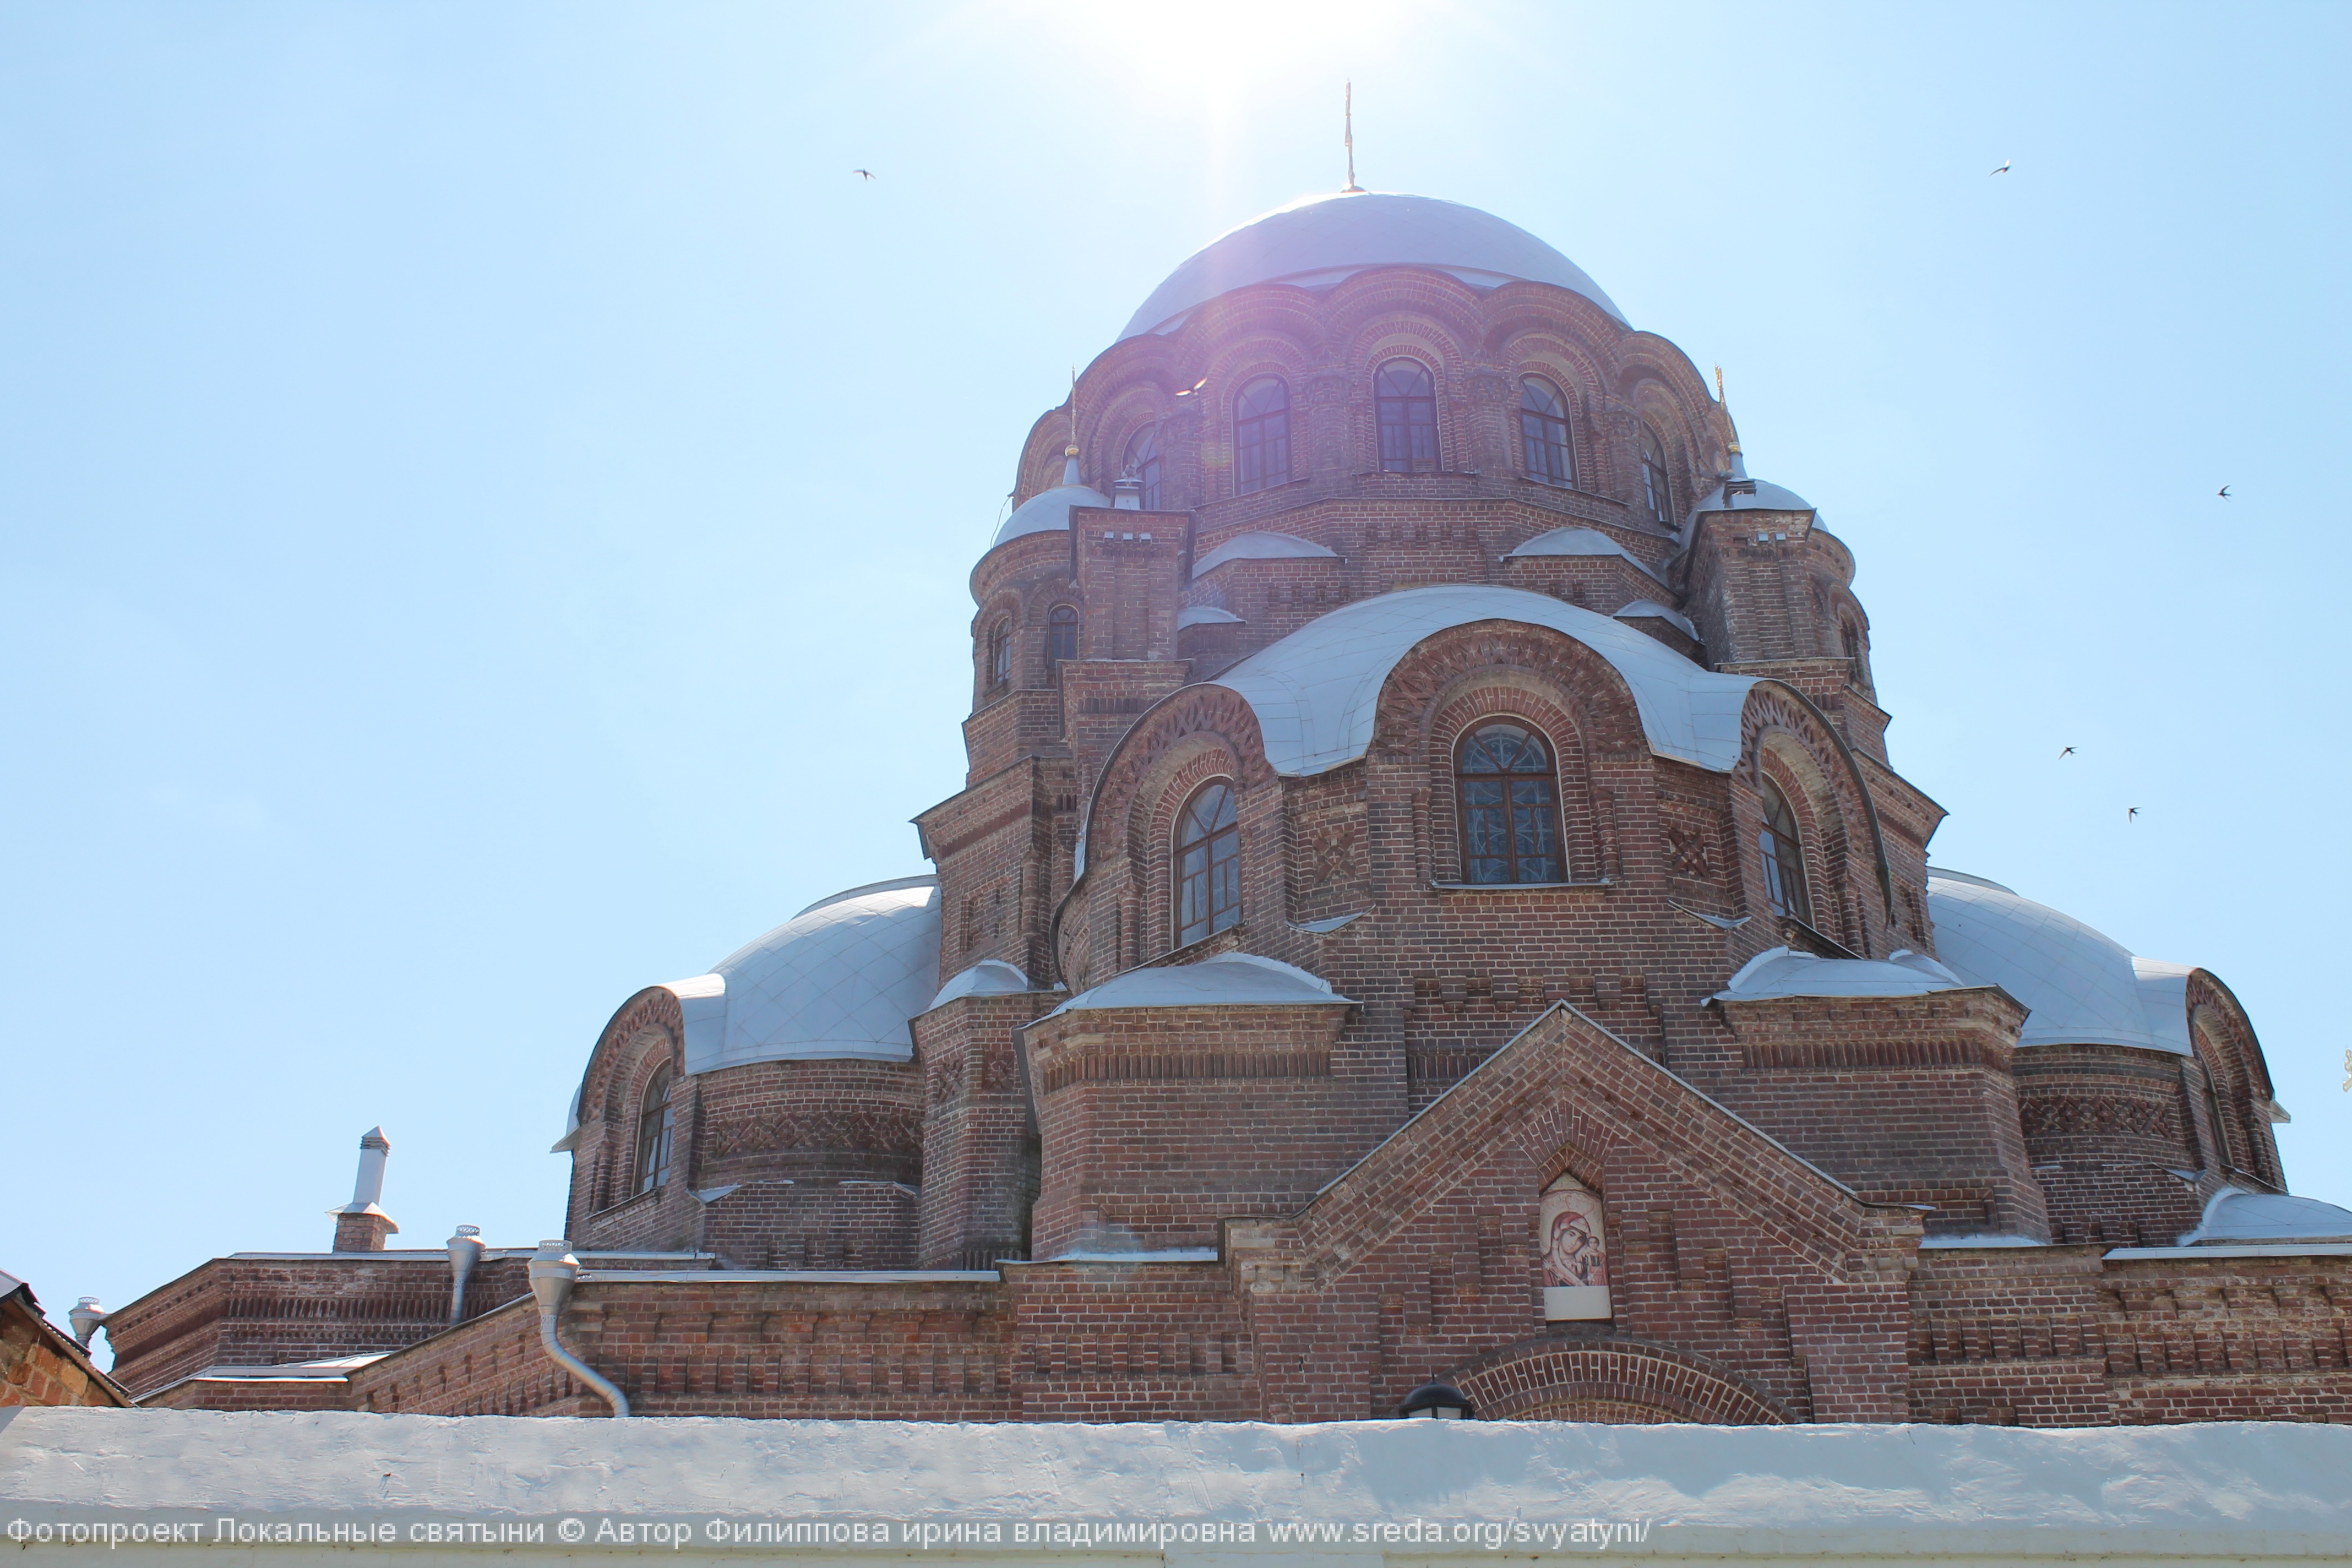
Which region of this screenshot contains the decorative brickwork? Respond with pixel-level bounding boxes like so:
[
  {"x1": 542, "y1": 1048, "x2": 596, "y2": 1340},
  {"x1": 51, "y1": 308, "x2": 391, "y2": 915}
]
[{"x1": 100, "y1": 189, "x2": 2336, "y2": 1430}]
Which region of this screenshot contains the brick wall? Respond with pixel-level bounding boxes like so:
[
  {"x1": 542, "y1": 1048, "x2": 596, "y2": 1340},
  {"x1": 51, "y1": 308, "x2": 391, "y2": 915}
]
[{"x1": 1, "y1": 1291, "x2": 125, "y2": 1408}]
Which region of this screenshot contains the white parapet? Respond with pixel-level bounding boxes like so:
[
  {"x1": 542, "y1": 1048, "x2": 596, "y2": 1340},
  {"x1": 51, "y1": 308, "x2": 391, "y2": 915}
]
[{"x1": 0, "y1": 1406, "x2": 2346, "y2": 1564}]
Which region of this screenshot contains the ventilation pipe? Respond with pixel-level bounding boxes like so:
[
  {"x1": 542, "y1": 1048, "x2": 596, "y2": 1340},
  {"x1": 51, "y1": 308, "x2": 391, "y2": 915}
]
[
  {"x1": 328, "y1": 1127, "x2": 399, "y2": 1250},
  {"x1": 526, "y1": 1239, "x2": 628, "y2": 1417},
  {"x1": 445, "y1": 1225, "x2": 486, "y2": 1325},
  {"x1": 68, "y1": 1297, "x2": 108, "y2": 1349}
]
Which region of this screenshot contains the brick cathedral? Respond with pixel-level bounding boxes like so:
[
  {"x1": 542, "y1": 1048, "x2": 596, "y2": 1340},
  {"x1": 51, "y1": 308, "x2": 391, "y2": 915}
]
[{"x1": 95, "y1": 190, "x2": 2352, "y2": 1426}]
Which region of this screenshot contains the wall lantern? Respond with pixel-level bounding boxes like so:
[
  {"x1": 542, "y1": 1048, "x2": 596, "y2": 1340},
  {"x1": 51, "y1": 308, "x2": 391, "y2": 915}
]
[{"x1": 1397, "y1": 1380, "x2": 1476, "y2": 1419}]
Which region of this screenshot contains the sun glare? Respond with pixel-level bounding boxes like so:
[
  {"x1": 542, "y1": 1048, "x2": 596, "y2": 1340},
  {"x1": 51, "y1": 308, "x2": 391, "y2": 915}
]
[{"x1": 1030, "y1": 0, "x2": 1422, "y2": 106}]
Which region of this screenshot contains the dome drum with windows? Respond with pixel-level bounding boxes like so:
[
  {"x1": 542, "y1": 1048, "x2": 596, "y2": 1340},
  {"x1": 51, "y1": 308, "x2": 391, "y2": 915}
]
[{"x1": 91, "y1": 179, "x2": 2345, "y2": 1433}]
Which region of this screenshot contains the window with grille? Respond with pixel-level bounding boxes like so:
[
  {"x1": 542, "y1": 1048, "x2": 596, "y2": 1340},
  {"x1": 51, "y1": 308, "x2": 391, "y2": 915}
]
[
  {"x1": 634, "y1": 1064, "x2": 674, "y2": 1196},
  {"x1": 1640, "y1": 427, "x2": 1673, "y2": 526},
  {"x1": 1520, "y1": 378, "x2": 1574, "y2": 487},
  {"x1": 1455, "y1": 723, "x2": 1565, "y2": 884},
  {"x1": 1174, "y1": 781, "x2": 1242, "y2": 945},
  {"x1": 1757, "y1": 777, "x2": 1812, "y2": 923},
  {"x1": 987, "y1": 619, "x2": 1011, "y2": 688},
  {"x1": 1375, "y1": 359, "x2": 1439, "y2": 473},
  {"x1": 1235, "y1": 377, "x2": 1291, "y2": 494}
]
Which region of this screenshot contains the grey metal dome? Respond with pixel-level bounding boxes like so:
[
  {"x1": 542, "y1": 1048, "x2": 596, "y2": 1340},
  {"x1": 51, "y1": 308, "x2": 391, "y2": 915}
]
[{"x1": 1120, "y1": 191, "x2": 1628, "y2": 341}]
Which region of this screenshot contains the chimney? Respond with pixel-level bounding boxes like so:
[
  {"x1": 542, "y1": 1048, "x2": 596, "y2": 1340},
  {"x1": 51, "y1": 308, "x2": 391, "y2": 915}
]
[{"x1": 328, "y1": 1126, "x2": 400, "y2": 1251}]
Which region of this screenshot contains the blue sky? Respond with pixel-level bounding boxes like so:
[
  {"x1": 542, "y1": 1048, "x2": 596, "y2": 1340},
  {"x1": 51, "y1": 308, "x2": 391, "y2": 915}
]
[{"x1": 5, "y1": 2, "x2": 2346, "y2": 1350}]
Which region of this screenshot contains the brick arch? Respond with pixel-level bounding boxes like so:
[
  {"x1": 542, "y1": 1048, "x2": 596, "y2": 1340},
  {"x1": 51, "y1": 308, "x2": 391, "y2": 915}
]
[
  {"x1": 1135, "y1": 746, "x2": 1249, "y2": 957},
  {"x1": 1013, "y1": 405, "x2": 1077, "y2": 503},
  {"x1": 1486, "y1": 325, "x2": 1614, "y2": 487},
  {"x1": 1625, "y1": 379, "x2": 1710, "y2": 529},
  {"x1": 1096, "y1": 382, "x2": 1173, "y2": 493},
  {"x1": 1172, "y1": 289, "x2": 1332, "y2": 361},
  {"x1": 1446, "y1": 1333, "x2": 1794, "y2": 1425},
  {"x1": 1739, "y1": 682, "x2": 1893, "y2": 946},
  {"x1": 1061, "y1": 685, "x2": 1273, "y2": 979},
  {"x1": 2186, "y1": 971, "x2": 2284, "y2": 1189},
  {"x1": 1376, "y1": 622, "x2": 1651, "y2": 765},
  {"x1": 1325, "y1": 271, "x2": 1489, "y2": 357},
  {"x1": 972, "y1": 587, "x2": 1025, "y2": 700},
  {"x1": 1516, "y1": 1103, "x2": 1624, "y2": 1194},
  {"x1": 1421, "y1": 678, "x2": 1603, "y2": 886},
  {"x1": 1203, "y1": 342, "x2": 1315, "y2": 500},
  {"x1": 567, "y1": 986, "x2": 686, "y2": 1227}
]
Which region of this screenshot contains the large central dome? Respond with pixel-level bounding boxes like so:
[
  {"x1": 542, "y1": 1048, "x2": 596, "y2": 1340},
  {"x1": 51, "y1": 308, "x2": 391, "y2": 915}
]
[{"x1": 1119, "y1": 190, "x2": 1628, "y2": 341}]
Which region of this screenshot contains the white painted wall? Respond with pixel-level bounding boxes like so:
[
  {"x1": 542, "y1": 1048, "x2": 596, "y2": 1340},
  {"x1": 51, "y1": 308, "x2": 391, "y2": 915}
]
[{"x1": 1, "y1": 1407, "x2": 2345, "y2": 1564}]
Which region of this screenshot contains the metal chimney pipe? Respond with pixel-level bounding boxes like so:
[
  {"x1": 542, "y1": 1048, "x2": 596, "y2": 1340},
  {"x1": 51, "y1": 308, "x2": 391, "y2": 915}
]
[
  {"x1": 68, "y1": 1297, "x2": 108, "y2": 1349},
  {"x1": 526, "y1": 1239, "x2": 627, "y2": 1417},
  {"x1": 351, "y1": 1127, "x2": 391, "y2": 1208},
  {"x1": 445, "y1": 1226, "x2": 486, "y2": 1325}
]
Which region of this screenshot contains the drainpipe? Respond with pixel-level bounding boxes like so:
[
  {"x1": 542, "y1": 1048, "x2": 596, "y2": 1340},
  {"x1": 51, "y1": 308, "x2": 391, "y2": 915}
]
[
  {"x1": 445, "y1": 1226, "x2": 486, "y2": 1325},
  {"x1": 526, "y1": 1239, "x2": 628, "y2": 1417}
]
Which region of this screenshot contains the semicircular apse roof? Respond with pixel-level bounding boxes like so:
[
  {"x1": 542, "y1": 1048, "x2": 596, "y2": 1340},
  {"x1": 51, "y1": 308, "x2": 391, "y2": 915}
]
[
  {"x1": 1204, "y1": 583, "x2": 1755, "y2": 778},
  {"x1": 1925, "y1": 871, "x2": 2190, "y2": 1055},
  {"x1": 1120, "y1": 191, "x2": 1628, "y2": 341},
  {"x1": 674, "y1": 876, "x2": 941, "y2": 1073}
]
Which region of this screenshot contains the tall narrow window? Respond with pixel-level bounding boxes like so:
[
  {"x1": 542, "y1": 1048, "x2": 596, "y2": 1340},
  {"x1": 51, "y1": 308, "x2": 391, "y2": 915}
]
[
  {"x1": 634, "y1": 1063, "x2": 674, "y2": 1195},
  {"x1": 1375, "y1": 359, "x2": 1439, "y2": 473},
  {"x1": 1519, "y1": 377, "x2": 1575, "y2": 487},
  {"x1": 1756, "y1": 777, "x2": 1812, "y2": 924},
  {"x1": 1047, "y1": 604, "x2": 1079, "y2": 669},
  {"x1": 987, "y1": 618, "x2": 1011, "y2": 688},
  {"x1": 1640, "y1": 427, "x2": 1673, "y2": 526},
  {"x1": 1174, "y1": 781, "x2": 1241, "y2": 946},
  {"x1": 1235, "y1": 377, "x2": 1291, "y2": 493},
  {"x1": 1839, "y1": 620, "x2": 1869, "y2": 690},
  {"x1": 2192, "y1": 1039, "x2": 2236, "y2": 1170},
  {"x1": 1455, "y1": 723, "x2": 1564, "y2": 884},
  {"x1": 1124, "y1": 427, "x2": 1163, "y2": 510}
]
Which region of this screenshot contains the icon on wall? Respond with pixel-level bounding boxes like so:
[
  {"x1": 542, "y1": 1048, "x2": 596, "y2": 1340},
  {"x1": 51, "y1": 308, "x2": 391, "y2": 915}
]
[{"x1": 1540, "y1": 1174, "x2": 1612, "y2": 1321}]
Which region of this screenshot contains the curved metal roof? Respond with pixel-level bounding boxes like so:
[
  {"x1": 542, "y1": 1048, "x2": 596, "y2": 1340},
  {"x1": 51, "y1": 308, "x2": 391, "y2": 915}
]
[
  {"x1": 1119, "y1": 191, "x2": 1628, "y2": 341},
  {"x1": 670, "y1": 876, "x2": 941, "y2": 1072},
  {"x1": 1204, "y1": 584, "x2": 1753, "y2": 778},
  {"x1": 1925, "y1": 872, "x2": 2191, "y2": 1055},
  {"x1": 1192, "y1": 531, "x2": 1338, "y2": 577},
  {"x1": 992, "y1": 481, "x2": 1110, "y2": 550}
]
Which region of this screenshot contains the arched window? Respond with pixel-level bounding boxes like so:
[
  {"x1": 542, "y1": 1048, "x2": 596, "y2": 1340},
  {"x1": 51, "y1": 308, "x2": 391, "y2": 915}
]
[
  {"x1": 1756, "y1": 777, "x2": 1812, "y2": 924},
  {"x1": 1174, "y1": 781, "x2": 1241, "y2": 946},
  {"x1": 1234, "y1": 377, "x2": 1291, "y2": 493},
  {"x1": 1839, "y1": 620, "x2": 1869, "y2": 690},
  {"x1": 2192, "y1": 1034, "x2": 2237, "y2": 1170},
  {"x1": 633, "y1": 1063, "x2": 674, "y2": 1196},
  {"x1": 1519, "y1": 377, "x2": 1574, "y2": 487},
  {"x1": 1455, "y1": 723, "x2": 1564, "y2": 884},
  {"x1": 1124, "y1": 426, "x2": 1163, "y2": 510},
  {"x1": 987, "y1": 618, "x2": 1011, "y2": 688},
  {"x1": 1047, "y1": 603, "x2": 1079, "y2": 669},
  {"x1": 1375, "y1": 358, "x2": 1439, "y2": 473},
  {"x1": 1640, "y1": 427, "x2": 1673, "y2": 526}
]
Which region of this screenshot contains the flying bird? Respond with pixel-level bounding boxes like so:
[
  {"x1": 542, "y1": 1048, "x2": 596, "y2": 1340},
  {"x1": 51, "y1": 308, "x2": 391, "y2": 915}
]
[
  {"x1": 2059, "y1": 746, "x2": 2075, "y2": 758},
  {"x1": 2218, "y1": 485, "x2": 2231, "y2": 499},
  {"x1": 1173, "y1": 377, "x2": 1208, "y2": 398},
  {"x1": 1991, "y1": 160, "x2": 2012, "y2": 175},
  {"x1": 2127, "y1": 807, "x2": 2140, "y2": 822},
  {"x1": 853, "y1": 168, "x2": 875, "y2": 181}
]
